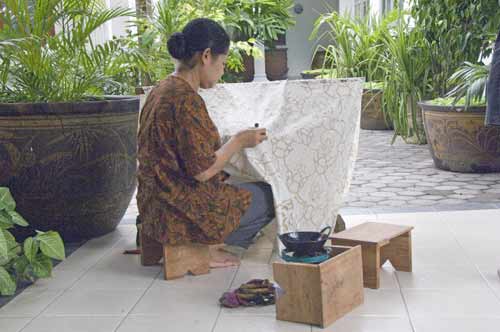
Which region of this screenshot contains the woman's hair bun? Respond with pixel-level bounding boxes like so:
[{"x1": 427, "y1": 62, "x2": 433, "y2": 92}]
[{"x1": 167, "y1": 32, "x2": 188, "y2": 59}]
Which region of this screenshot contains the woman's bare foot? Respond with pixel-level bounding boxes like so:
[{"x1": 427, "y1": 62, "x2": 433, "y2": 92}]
[{"x1": 209, "y1": 244, "x2": 240, "y2": 268}]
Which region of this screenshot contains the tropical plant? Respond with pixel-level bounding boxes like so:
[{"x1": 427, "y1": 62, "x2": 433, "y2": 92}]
[
  {"x1": 126, "y1": 0, "x2": 262, "y2": 88},
  {"x1": 0, "y1": 0, "x2": 142, "y2": 102},
  {"x1": 0, "y1": 187, "x2": 65, "y2": 296},
  {"x1": 311, "y1": 11, "x2": 399, "y2": 84},
  {"x1": 446, "y1": 62, "x2": 489, "y2": 107},
  {"x1": 381, "y1": 14, "x2": 432, "y2": 144},
  {"x1": 226, "y1": 0, "x2": 295, "y2": 45},
  {"x1": 411, "y1": 0, "x2": 500, "y2": 97}
]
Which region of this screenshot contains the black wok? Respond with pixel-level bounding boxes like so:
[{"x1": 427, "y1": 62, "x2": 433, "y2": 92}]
[{"x1": 279, "y1": 226, "x2": 332, "y2": 256}]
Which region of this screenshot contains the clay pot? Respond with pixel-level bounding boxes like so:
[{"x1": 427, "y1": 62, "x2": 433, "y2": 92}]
[
  {"x1": 0, "y1": 96, "x2": 140, "y2": 240},
  {"x1": 419, "y1": 101, "x2": 500, "y2": 173}
]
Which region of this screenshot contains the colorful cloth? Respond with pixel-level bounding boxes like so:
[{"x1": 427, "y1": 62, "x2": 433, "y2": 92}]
[
  {"x1": 219, "y1": 279, "x2": 276, "y2": 308},
  {"x1": 136, "y1": 76, "x2": 252, "y2": 245}
]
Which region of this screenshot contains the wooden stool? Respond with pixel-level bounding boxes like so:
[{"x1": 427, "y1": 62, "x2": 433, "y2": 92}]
[
  {"x1": 140, "y1": 229, "x2": 210, "y2": 280},
  {"x1": 330, "y1": 222, "x2": 413, "y2": 289}
]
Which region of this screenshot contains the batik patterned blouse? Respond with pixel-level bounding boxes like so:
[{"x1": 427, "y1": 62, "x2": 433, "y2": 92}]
[{"x1": 137, "y1": 76, "x2": 252, "y2": 245}]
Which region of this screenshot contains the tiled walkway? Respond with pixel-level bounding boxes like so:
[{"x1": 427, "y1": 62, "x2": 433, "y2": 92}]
[
  {"x1": 345, "y1": 130, "x2": 500, "y2": 213},
  {"x1": 122, "y1": 130, "x2": 500, "y2": 224},
  {"x1": 2, "y1": 209, "x2": 500, "y2": 332}
]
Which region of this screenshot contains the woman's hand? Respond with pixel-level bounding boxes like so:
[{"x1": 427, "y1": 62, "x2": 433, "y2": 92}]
[{"x1": 235, "y1": 128, "x2": 268, "y2": 148}]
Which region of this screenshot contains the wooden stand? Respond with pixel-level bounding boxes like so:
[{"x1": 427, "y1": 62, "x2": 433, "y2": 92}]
[
  {"x1": 140, "y1": 229, "x2": 210, "y2": 280},
  {"x1": 330, "y1": 222, "x2": 413, "y2": 289},
  {"x1": 273, "y1": 246, "x2": 364, "y2": 328}
]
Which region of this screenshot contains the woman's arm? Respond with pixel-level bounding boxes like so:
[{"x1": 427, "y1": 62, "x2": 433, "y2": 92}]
[{"x1": 194, "y1": 128, "x2": 267, "y2": 182}]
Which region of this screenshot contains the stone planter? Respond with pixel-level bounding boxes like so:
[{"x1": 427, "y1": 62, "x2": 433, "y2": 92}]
[
  {"x1": 0, "y1": 96, "x2": 140, "y2": 240},
  {"x1": 265, "y1": 48, "x2": 289, "y2": 81},
  {"x1": 419, "y1": 101, "x2": 500, "y2": 173},
  {"x1": 241, "y1": 53, "x2": 255, "y2": 82},
  {"x1": 361, "y1": 89, "x2": 391, "y2": 130}
]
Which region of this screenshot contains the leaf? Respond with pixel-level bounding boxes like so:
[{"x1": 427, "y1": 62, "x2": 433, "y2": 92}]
[
  {"x1": 37, "y1": 231, "x2": 65, "y2": 261},
  {"x1": 0, "y1": 229, "x2": 8, "y2": 264},
  {"x1": 0, "y1": 188, "x2": 16, "y2": 211},
  {"x1": 23, "y1": 237, "x2": 38, "y2": 263},
  {"x1": 0, "y1": 266, "x2": 16, "y2": 296},
  {"x1": 0, "y1": 210, "x2": 14, "y2": 230},
  {"x1": 32, "y1": 254, "x2": 52, "y2": 279},
  {"x1": 12, "y1": 256, "x2": 30, "y2": 281},
  {"x1": 8, "y1": 211, "x2": 29, "y2": 227}
]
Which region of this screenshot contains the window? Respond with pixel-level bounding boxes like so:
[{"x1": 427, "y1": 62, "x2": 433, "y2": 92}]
[
  {"x1": 354, "y1": 0, "x2": 369, "y2": 18},
  {"x1": 382, "y1": 0, "x2": 404, "y2": 14}
]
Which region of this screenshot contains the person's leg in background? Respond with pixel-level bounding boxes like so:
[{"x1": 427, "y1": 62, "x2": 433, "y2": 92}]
[
  {"x1": 224, "y1": 182, "x2": 276, "y2": 249},
  {"x1": 210, "y1": 182, "x2": 275, "y2": 268}
]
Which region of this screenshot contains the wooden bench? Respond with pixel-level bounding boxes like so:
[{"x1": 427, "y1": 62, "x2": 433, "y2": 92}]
[
  {"x1": 330, "y1": 222, "x2": 413, "y2": 289},
  {"x1": 140, "y1": 229, "x2": 210, "y2": 280}
]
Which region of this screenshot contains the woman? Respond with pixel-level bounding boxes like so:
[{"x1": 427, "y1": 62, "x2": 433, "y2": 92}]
[{"x1": 137, "y1": 18, "x2": 275, "y2": 268}]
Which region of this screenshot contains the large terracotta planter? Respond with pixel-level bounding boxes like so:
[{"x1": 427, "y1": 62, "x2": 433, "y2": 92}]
[
  {"x1": 265, "y1": 48, "x2": 289, "y2": 81},
  {"x1": 0, "y1": 96, "x2": 140, "y2": 240},
  {"x1": 361, "y1": 89, "x2": 391, "y2": 130},
  {"x1": 419, "y1": 101, "x2": 500, "y2": 173},
  {"x1": 241, "y1": 53, "x2": 255, "y2": 82}
]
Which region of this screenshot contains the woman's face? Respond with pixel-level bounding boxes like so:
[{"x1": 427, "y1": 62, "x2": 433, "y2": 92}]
[{"x1": 199, "y1": 48, "x2": 227, "y2": 89}]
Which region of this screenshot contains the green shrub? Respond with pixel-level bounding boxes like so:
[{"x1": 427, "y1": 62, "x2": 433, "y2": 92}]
[{"x1": 0, "y1": 188, "x2": 65, "y2": 297}]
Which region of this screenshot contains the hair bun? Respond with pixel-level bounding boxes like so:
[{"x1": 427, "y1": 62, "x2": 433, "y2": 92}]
[{"x1": 167, "y1": 32, "x2": 188, "y2": 59}]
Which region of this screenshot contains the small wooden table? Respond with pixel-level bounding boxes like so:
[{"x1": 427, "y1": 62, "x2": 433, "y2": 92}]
[{"x1": 330, "y1": 222, "x2": 413, "y2": 289}]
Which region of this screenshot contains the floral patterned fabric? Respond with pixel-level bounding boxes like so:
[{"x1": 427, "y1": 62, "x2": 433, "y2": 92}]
[
  {"x1": 136, "y1": 76, "x2": 252, "y2": 245},
  {"x1": 200, "y1": 78, "x2": 363, "y2": 235}
]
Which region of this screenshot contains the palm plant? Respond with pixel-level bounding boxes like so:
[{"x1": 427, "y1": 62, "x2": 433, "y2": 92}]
[
  {"x1": 446, "y1": 62, "x2": 490, "y2": 107},
  {"x1": 0, "y1": 0, "x2": 142, "y2": 103}
]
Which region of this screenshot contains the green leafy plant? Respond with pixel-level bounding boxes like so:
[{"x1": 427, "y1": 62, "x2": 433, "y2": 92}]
[
  {"x1": 381, "y1": 14, "x2": 432, "y2": 144},
  {"x1": 428, "y1": 97, "x2": 486, "y2": 107},
  {"x1": 0, "y1": 187, "x2": 65, "y2": 296},
  {"x1": 0, "y1": 0, "x2": 141, "y2": 103},
  {"x1": 311, "y1": 10, "x2": 398, "y2": 82},
  {"x1": 126, "y1": 0, "x2": 262, "y2": 88},
  {"x1": 446, "y1": 62, "x2": 490, "y2": 108},
  {"x1": 411, "y1": 0, "x2": 500, "y2": 97},
  {"x1": 226, "y1": 0, "x2": 295, "y2": 45}
]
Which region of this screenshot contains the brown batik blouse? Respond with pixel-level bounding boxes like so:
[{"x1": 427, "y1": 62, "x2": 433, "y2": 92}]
[{"x1": 137, "y1": 76, "x2": 252, "y2": 245}]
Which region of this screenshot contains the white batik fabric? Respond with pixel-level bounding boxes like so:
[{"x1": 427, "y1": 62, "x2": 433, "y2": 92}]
[{"x1": 200, "y1": 78, "x2": 362, "y2": 234}]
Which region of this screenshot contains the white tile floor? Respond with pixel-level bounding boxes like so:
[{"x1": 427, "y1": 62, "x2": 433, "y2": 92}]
[{"x1": 2, "y1": 210, "x2": 500, "y2": 332}]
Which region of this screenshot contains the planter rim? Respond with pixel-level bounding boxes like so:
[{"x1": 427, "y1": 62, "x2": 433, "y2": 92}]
[
  {"x1": 0, "y1": 95, "x2": 139, "y2": 116},
  {"x1": 363, "y1": 88, "x2": 383, "y2": 92},
  {"x1": 418, "y1": 100, "x2": 486, "y2": 113}
]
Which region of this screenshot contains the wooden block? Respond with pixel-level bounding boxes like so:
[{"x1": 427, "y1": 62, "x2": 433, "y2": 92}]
[
  {"x1": 334, "y1": 214, "x2": 346, "y2": 233},
  {"x1": 140, "y1": 228, "x2": 163, "y2": 266},
  {"x1": 361, "y1": 245, "x2": 380, "y2": 289},
  {"x1": 164, "y1": 244, "x2": 210, "y2": 280},
  {"x1": 384, "y1": 232, "x2": 412, "y2": 272},
  {"x1": 331, "y1": 222, "x2": 413, "y2": 289},
  {"x1": 273, "y1": 245, "x2": 364, "y2": 328},
  {"x1": 331, "y1": 222, "x2": 413, "y2": 246}
]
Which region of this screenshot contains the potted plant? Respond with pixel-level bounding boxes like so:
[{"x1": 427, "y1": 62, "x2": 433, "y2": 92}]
[
  {"x1": 0, "y1": 1, "x2": 140, "y2": 240},
  {"x1": 361, "y1": 82, "x2": 392, "y2": 130},
  {"x1": 0, "y1": 187, "x2": 65, "y2": 296},
  {"x1": 419, "y1": 61, "x2": 500, "y2": 173},
  {"x1": 312, "y1": 11, "x2": 394, "y2": 131},
  {"x1": 227, "y1": 0, "x2": 295, "y2": 81}
]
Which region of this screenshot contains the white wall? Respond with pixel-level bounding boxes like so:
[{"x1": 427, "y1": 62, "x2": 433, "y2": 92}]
[{"x1": 287, "y1": 0, "x2": 339, "y2": 79}]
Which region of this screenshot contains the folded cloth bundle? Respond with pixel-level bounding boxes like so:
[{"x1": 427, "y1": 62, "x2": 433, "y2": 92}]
[{"x1": 219, "y1": 279, "x2": 276, "y2": 308}]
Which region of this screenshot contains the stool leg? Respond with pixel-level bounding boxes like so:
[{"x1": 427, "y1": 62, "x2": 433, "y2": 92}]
[
  {"x1": 140, "y1": 228, "x2": 163, "y2": 266},
  {"x1": 362, "y1": 245, "x2": 380, "y2": 289},
  {"x1": 164, "y1": 244, "x2": 210, "y2": 280},
  {"x1": 386, "y1": 232, "x2": 412, "y2": 272}
]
